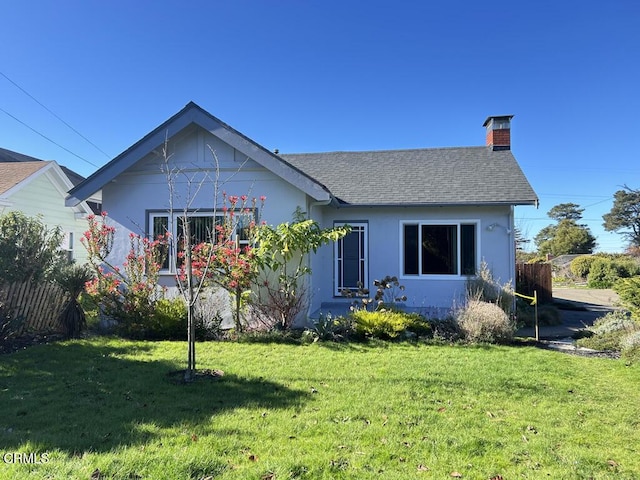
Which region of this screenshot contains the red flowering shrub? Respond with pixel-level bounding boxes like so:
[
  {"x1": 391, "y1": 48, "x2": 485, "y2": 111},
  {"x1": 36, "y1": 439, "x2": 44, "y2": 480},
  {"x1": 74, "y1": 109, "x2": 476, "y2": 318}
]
[
  {"x1": 179, "y1": 193, "x2": 264, "y2": 331},
  {"x1": 82, "y1": 212, "x2": 172, "y2": 337}
]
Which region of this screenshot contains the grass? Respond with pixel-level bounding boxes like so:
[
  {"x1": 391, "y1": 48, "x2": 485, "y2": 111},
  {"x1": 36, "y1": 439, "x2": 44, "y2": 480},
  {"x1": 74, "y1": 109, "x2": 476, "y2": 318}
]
[{"x1": 1, "y1": 337, "x2": 639, "y2": 479}]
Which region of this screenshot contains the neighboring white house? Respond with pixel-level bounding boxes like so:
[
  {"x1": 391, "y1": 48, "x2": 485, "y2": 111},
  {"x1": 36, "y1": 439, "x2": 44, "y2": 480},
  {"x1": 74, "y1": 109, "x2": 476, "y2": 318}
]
[
  {"x1": 0, "y1": 148, "x2": 96, "y2": 264},
  {"x1": 66, "y1": 102, "x2": 538, "y2": 317}
]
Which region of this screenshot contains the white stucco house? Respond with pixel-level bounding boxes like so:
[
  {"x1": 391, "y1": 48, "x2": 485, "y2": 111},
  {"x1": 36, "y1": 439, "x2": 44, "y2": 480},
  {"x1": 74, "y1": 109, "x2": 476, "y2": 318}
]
[
  {"x1": 66, "y1": 102, "x2": 538, "y2": 318},
  {"x1": 0, "y1": 148, "x2": 96, "y2": 264}
]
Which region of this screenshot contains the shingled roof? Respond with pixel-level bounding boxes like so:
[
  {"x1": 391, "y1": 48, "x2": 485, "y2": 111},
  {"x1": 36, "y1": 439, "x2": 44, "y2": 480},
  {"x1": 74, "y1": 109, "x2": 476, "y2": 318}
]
[
  {"x1": 0, "y1": 146, "x2": 46, "y2": 163},
  {"x1": 0, "y1": 146, "x2": 86, "y2": 187},
  {"x1": 0, "y1": 161, "x2": 49, "y2": 195},
  {"x1": 281, "y1": 146, "x2": 538, "y2": 207}
]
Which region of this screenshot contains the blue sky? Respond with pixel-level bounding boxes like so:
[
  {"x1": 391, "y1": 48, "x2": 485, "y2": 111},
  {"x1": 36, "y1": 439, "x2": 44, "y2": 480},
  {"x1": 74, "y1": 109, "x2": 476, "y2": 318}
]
[{"x1": 1, "y1": 1, "x2": 638, "y2": 252}]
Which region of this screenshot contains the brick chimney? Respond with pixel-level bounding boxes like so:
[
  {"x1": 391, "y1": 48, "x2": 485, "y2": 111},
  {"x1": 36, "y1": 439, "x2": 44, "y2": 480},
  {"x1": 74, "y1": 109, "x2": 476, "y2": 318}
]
[{"x1": 483, "y1": 115, "x2": 513, "y2": 151}]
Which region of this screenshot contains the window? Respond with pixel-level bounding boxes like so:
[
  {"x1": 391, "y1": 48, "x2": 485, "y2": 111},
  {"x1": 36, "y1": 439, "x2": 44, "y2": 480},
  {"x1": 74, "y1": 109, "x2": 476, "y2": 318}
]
[
  {"x1": 62, "y1": 231, "x2": 74, "y2": 262},
  {"x1": 149, "y1": 211, "x2": 252, "y2": 272},
  {"x1": 402, "y1": 222, "x2": 477, "y2": 276},
  {"x1": 334, "y1": 222, "x2": 368, "y2": 295}
]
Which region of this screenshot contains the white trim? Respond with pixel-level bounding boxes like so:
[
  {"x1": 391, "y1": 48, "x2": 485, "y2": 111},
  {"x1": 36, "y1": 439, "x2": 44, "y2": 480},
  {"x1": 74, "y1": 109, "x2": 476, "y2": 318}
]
[
  {"x1": 398, "y1": 219, "x2": 480, "y2": 280},
  {"x1": 334, "y1": 222, "x2": 368, "y2": 296},
  {"x1": 149, "y1": 209, "x2": 252, "y2": 274}
]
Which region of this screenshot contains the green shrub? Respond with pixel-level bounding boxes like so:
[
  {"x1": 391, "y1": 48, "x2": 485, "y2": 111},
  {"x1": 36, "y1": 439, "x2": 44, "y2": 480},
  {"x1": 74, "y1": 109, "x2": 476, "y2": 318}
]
[
  {"x1": 404, "y1": 314, "x2": 432, "y2": 337},
  {"x1": 0, "y1": 211, "x2": 67, "y2": 283},
  {"x1": 151, "y1": 298, "x2": 189, "y2": 339},
  {"x1": 1, "y1": 301, "x2": 21, "y2": 342},
  {"x1": 587, "y1": 257, "x2": 640, "y2": 288},
  {"x1": 614, "y1": 276, "x2": 640, "y2": 319},
  {"x1": 588, "y1": 310, "x2": 636, "y2": 336},
  {"x1": 620, "y1": 331, "x2": 640, "y2": 365},
  {"x1": 350, "y1": 309, "x2": 426, "y2": 340},
  {"x1": 570, "y1": 255, "x2": 597, "y2": 279},
  {"x1": 116, "y1": 297, "x2": 188, "y2": 340},
  {"x1": 428, "y1": 317, "x2": 462, "y2": 342},
  {"x1": 78, "y1": 293, "x2": 100, "y2": 330},
  {"x1": 456, "y1": 300, "x2": 516, "y2": 344},
  {"x1": 577, "y1": 331, "x2": 627, "y2": 351},
  {"x1": 306, "y1": 313, "x2": 354, "y2": 342},
  {"x1": 577, "y1": 310, "x2": 638, "y2": 351}
]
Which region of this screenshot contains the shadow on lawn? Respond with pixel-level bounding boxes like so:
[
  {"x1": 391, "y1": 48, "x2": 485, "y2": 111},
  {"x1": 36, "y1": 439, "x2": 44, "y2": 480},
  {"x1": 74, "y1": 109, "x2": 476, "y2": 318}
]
[{"x1": 0, "y1": 340, "x2": 309, "y2": 454}]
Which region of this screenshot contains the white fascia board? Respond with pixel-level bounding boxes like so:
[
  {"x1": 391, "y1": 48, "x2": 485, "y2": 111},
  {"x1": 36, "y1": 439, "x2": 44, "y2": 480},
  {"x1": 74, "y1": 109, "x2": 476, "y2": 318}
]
[{"x1": 44, "y1": 163, "x2": 93, "y2": 216}]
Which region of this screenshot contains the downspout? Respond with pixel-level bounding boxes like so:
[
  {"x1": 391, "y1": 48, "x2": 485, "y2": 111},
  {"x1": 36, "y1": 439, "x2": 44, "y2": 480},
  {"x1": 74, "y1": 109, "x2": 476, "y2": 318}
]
[{"x1": 305, "y1": 197, "x2": 333, "y2": 322}]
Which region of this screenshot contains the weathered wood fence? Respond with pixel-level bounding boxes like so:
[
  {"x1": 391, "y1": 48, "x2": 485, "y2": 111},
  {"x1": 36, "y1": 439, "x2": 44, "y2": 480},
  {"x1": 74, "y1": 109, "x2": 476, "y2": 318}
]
[
  {"x1": 0, "y1": 280, "x2": 70, "y2": 336},
  {"x1": 516, "y1": 263, "x2": 553, "y2": 304}
]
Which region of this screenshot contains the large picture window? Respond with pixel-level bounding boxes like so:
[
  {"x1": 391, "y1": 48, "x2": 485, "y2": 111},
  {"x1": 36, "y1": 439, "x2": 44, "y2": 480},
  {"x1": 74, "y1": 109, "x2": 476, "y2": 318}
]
[
  {"x1": 149, "y1": 211, "x2": 252, "y2": 272},
  {"x1": 402, "y1": 222, "x2": 477, "y2": 277}
]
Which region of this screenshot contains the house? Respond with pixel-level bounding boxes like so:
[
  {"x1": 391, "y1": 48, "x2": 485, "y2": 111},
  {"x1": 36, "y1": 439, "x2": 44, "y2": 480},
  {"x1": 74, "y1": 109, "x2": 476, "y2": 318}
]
[
  {"x1": 66, "y1": 102, "x2": 538, "y2": 318},
  {"x1": 0, "y1": 147, "x2": 96, "y2": 263}
]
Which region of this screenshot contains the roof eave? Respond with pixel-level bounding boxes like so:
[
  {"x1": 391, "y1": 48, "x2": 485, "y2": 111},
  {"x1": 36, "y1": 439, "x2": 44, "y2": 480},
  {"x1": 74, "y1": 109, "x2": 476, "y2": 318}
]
[
  {"x1": 329, "y1": 199, "x2": 540, "y2": 208},
  {"x1": 66, "y1": 102, "x2": 330, "y2": 206}
]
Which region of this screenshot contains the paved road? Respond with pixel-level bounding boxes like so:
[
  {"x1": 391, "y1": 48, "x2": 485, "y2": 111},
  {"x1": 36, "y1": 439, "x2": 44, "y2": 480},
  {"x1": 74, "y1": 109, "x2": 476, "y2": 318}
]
[
  {"x1": 517, "y1": 288, "x2": 620, "y2": 340},
  {"x1": 552, "y1": 288, "x2": 619, "y2": 308}
]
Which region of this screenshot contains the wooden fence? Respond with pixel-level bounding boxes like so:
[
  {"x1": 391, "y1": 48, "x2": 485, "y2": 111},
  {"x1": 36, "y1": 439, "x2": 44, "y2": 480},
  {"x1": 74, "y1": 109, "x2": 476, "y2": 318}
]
[
  {"x1": 516, "y1": 263, "x2": 553, "y2": 304},
  {"x1": 0, "y1": 280, "x2": 70, "y2": 336}
]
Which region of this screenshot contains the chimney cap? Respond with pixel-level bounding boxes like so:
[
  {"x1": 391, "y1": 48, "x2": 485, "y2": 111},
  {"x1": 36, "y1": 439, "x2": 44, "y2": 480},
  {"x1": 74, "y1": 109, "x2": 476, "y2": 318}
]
[{"x1": 483, "y1": 115, "x2": 514, "y2": 128}]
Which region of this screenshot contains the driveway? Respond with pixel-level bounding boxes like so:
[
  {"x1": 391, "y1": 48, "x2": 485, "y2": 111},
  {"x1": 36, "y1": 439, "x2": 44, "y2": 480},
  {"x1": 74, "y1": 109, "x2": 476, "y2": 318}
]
[{"x1": 517, "y1": 287, "x2": 621, "y2": 340}]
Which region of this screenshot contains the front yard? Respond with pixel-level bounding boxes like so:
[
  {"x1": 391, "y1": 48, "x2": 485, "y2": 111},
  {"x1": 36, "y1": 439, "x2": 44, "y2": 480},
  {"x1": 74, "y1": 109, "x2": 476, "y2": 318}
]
[{"x1": 1, "y1": 338, "x2": 639, "y2": 479}]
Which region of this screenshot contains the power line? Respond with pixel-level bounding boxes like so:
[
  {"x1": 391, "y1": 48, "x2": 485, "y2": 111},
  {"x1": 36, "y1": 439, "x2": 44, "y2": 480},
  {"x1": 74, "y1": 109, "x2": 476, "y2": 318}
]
[
  {"x1": 0, "y1": 106, "x2": 100, "y2": 168},
  {"x1": 0, "y1": 70, "x2": 111, "y2": 159}
]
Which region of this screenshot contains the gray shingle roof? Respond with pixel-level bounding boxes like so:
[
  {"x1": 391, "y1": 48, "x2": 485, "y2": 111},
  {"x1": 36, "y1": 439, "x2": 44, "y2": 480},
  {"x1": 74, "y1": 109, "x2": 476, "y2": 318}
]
[
  {"x1": 0, "y1": 146, "x2": 45, "y2": 163},
  {"x1": 281, "y1": 146, "x2": 538, "y2": 206}
]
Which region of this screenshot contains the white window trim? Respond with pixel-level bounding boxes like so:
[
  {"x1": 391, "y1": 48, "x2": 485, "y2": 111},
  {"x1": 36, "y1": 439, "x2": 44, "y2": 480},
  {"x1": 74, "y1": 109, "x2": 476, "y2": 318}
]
[
  {"x1": 149, "y1": 210, "x2": 252, "y2": 274},
  {"x1": 399, "y1": 220, "x2": 480, "y2": 280},
  {"x1": 334, "y1": 222, "x2": 368, "y2": 296},
  {"x1": 61, "y1": 231, "x2": 74, "y2": 262}
]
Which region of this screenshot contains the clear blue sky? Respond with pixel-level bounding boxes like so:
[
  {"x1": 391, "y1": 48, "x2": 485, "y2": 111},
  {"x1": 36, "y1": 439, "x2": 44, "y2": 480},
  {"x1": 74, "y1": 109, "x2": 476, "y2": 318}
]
[{"x1": 1, "y1": 1, "x2": 638, "y2": 252}]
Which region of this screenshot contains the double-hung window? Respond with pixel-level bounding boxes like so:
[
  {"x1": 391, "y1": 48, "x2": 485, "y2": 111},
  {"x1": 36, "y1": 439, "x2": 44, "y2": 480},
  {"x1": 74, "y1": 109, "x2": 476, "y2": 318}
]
[
  {"x1": 402, "y1": 221, "x2": 477, "y2": 277},
  {"x1": 149, "y1": 211, "x2": 252, "y2": 272}
]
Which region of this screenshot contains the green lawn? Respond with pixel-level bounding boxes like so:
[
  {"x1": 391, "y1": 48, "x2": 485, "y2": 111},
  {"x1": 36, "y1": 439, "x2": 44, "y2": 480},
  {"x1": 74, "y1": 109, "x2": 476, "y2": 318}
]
[{"x1": 1, "y1": 337, "x2": 639, "y2": 479}]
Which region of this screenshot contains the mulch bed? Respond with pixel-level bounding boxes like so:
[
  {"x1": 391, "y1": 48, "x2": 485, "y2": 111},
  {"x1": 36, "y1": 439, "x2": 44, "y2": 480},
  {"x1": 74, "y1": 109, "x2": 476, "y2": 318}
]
[
  {"x1": 165, "y1": 368, "x2": 225, "y2": 384},
  {"x1": 538, "y1": 340, "x2": 621, "y2": 359}
]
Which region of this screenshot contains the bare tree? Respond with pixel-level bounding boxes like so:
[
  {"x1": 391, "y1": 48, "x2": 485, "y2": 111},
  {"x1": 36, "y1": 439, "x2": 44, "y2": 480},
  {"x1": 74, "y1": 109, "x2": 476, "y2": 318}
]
[{"x1": 159, "y1": 139, "x2": 252, "y2": 382}]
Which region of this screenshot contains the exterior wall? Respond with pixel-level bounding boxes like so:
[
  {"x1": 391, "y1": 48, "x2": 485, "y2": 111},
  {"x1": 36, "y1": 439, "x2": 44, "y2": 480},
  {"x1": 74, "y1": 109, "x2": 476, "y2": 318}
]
[
  {"x1": 309, "y1": 205, "x2": 515, "y2": 314},
  {"x1": 1, "y1": 171, "x2": 90, "y2": 263},
  {"x1": 101, "y1": 126, "x2": 308, "y2": 278},
  {"x1": 94, "y1": 123, "x2": 521, "y2": 319}
]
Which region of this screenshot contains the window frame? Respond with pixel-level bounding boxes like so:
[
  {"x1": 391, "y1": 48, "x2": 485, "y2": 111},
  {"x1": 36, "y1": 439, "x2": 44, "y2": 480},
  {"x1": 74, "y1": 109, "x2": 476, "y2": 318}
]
[
  {"x1": 399, "y1": 220, "x2": 479, "y2": 279},
  {"x1": 334, "y1": 221, "x2": 368, "y2": 296},
  {"x1": 148, "y1": 209, "x2": 254, "y2": 274}
]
